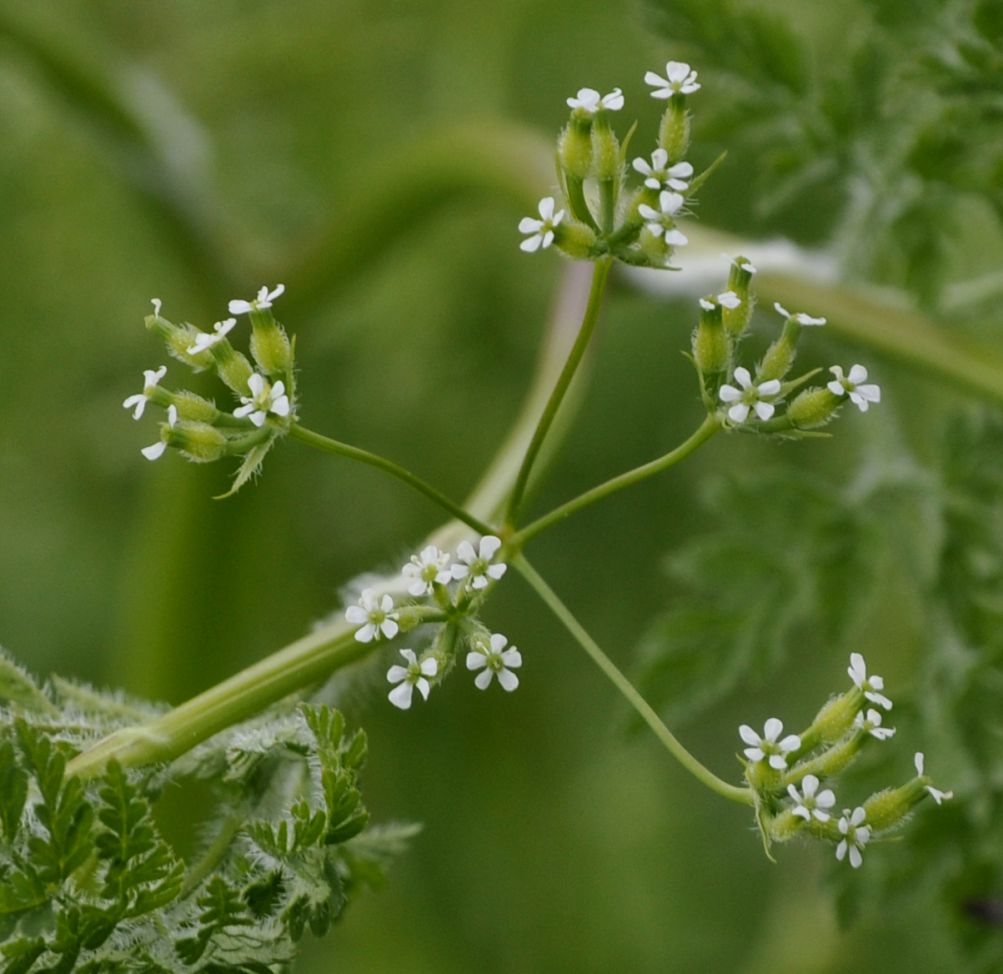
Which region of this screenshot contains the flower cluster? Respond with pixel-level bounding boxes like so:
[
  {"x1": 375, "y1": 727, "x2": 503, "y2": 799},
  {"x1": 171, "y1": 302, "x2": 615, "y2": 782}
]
[
  {"x1": 739, "y1": 653, "x2": 952, "y2": 868},
  {"x1": 684, "y1": 262, "x2": 882, "y2": 434},
  {"x1": 343, "y1": 536, "x2": 518, "y2": 710},
  {"x1": 517, "y1": 61, "x2": 703, "y2": 268},
  {"x1": 124, "y1": 286, "x2": 297, "y2": 492}
]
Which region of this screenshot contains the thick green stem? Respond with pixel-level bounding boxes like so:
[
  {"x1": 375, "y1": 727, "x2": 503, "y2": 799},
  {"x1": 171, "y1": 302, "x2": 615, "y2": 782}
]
[
  {"x1": 512, "y1": 414, "x2": 721, "y2": 547},
  {"x1": 66, "y1": 625, "x2": 368, "y2": 778},
  {"x1": 505, "y1": 257, "x2": 613, "y2": 527},
  {"x1": 289, "y1": 423, "x2": 492, "y2": 536},
  {"x1": 514, "y1": 556, "x2": 753, "y2": 806}
]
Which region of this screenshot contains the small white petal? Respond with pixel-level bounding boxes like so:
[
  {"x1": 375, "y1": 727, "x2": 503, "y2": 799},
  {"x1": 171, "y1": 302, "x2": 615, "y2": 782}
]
[
  {"x1": 753, "y1": 401, "x2": 776, "y2": 421},
  {"x1": 719, "y1": 384, "x2": 742, "y2": 404},
  {"x1": 914, "y1": 752, "x2": 925, "y2": 775},
  {"x1": 474, "y1": 669, "x2": 494, "y2": 690},
  {"x1": 419, "y1": 657, "x2": 438, "y2": 677},
  {"x1": 757, "y1": 379, "x2": 782, "y2": 396},
  {"x1": 141, "y1": 441, "x2": 167, "y2": 461},
  {"x1": 354, "y1": 624, "x2": 376, "y2": 644},
  {"x1": 345, "y1": 605, "x2": 368, "y2": 625},
  {"x1": 728, "y1": 402, "x2": 751, "y2": 424},
  {"x1": 414, "y1": 677, "x2": 431, "y2": 701},
  {"x1": 500, "y1": 648, "x2": 522, "y2": 668},
  {"x1": 479, "y1": 535, "x2": 502, "y2": 560},
  {"x1": 664, "y1": 229, "x2": 688, "y2": 247},
  {"x1": 379, "y1": 619, "x2": 399, "y2": 640},
  {"x1": 763, "y1": 718, "x2": 783, "y2": 742},
  {"x1": 388, "y1": 682, "x2": 414, "y2": 710},
  {"x1": 387, "y1": 665, "x2": 409, "y2": 684},
  {"x1": 848, "y1": 364, "x2": 868, "y2": 384},
  {"x1": 466, "y1": 652, "x2": 488, "y2": 671},
  {"x1": 848, "y1": 846, "x2": 863, "y2": 869},
  {"x1": 738, "y1": 724, "x2": 761, "y2": 746},
  {"x1": 497, "y1": 669, "x2": 520, "y2": 692},
  {"x1": 733, "y1": 367, "x2": 753, "y2": 389}
]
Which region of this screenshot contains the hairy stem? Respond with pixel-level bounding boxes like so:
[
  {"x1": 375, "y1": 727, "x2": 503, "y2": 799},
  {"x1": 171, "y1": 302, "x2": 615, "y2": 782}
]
[
  {"x1": 512, "y1": 414, "x2": 721, "y2": 547},
  {"x1": 289, "y1": 424, "x2": 493, "y2": 536},
  {"x1": 504, "y1": 257, "x2": 613, "y2": 527},
  {"x1": 514, "y1": 556, "x2": 753, "y2": 806}
]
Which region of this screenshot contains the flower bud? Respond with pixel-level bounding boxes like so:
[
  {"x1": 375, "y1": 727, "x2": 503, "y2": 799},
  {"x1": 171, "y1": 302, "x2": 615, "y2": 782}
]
[
  {"x1": 555, "y1": 221, "x2": 598, "y2": 259},
  {"x1": 171, "y1": 390, "x2": 221, "y2": 424},
  {"x1": 723, "y1": 257, "x2": 756, "y2": 336},
  {"x1": 786, "y1": 386, "x2": 842, "y2": 429},
  {"x1": 658, "y1": 101, "x2": 690, "y2": 164},
  {"x1": 757, "y1": 319, "x2": 801, "y2": 383},
  {"x1": 784, "y1": 732, "x2": 862, "y2": 785},
  {"x1": 248, "y1": 308, "x2": 293, "y2": 376},
  {"x1": 800, "y1": 688, "x2": 864, "y2": 750},
  {"x1": 173, "y1": 421, "x2": 228, "y2": 463},
  {"x1": 862, "y1": 785, "x2": 916, "y2": 832},
  {"x1": 692, "y1": 298, "x2": 731, "y2": 377},
  {"x1": 559, "y1": 114, "x2": 594, "y2": 182},
  {"x1": 211, "y1": 342, "x2": 255, "y2": 396}
]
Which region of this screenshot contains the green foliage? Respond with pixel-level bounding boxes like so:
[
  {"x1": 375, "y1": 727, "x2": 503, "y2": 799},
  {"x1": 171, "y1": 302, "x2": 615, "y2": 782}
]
[
  {"x1": 0, "y1": 691, "x2": 411, "y2": 973},
  {"x1": 644, "y1": 0, "x2": 1003, "y2": 306}
]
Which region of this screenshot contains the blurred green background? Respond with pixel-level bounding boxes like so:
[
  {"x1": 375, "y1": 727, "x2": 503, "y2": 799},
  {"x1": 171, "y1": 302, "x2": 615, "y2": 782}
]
[{"x1": 2, "y1": 0, "x2": 1001, "y2": 971}]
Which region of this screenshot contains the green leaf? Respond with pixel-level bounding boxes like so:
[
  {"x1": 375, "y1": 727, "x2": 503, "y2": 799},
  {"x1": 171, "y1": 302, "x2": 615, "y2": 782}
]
[{"x1": 0, "y1": 649, "x2": 55, "y2": 714}]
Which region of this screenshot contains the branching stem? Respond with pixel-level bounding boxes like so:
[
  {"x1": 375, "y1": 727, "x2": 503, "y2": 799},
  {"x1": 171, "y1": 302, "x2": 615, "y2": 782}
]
[
  {"x1": 504, "y1": 257, "x2": 613, "y2": 527},
  {"x1": 511, "y1": 414, "x2": 721, "y2": 547},
  {"x1": 514, "y1": 555, "x2": 754, "y2": 806},
  {"x1": 289, "y1": 424, "x2": 492, "y2": 536}
]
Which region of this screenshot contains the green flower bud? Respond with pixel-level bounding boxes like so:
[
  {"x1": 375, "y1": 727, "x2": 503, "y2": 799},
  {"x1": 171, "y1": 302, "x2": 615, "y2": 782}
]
[
  {"x1": 757, "y1": 319, "x2": 801, "y2": 383},
  {"x1": 559, "y1": 114, "x2": 594, "y2": 182},
  {"x1": 658, "y1": 101, "x2": 690, "y2": 164},
  {"x1": 801, "y1": 688, "x2": 865, "y2": 750},
  {"x1": 723, "y1": 257, "x2": 757, "y2": 336},
  {"x1": 248, "y1": 308, "x2": 293, "y2": 376},
  {"x1": 211, "y1": 342, "x2": 255, "y2": 396},
  {"x1": 692, "y1": 298, "x2": 731, "y2": 377},
  {"x1": 171, "y1": 390, "x2": 221, "y2": 424},
  {"x1": 786, "y1": 386, "x2": 842, "y2": 429},
  {"x1": 555, "y1": 221, "x2": 598, "y2": 259},
  {"x1": 172, "y1": 421, "x2": 228, "y2": 463}
]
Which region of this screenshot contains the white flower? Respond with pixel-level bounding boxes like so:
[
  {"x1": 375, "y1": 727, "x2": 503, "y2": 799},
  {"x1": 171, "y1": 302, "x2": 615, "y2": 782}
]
[
  {"x1": 123, "y1": 365, "x2": 168, "y2": 420},
  {"x1": 774, "y1": 301, "x2": 826, "y2": 326},
  {"x1": 836, "y1": 807, "x2": 871, "y2": 869},
  {"x1": 228, "y1": 284, "x2": 285, "y2": 316},
  {"x1": 914, "y1": 752, "x2": 954, "y2": 805},
  {"x1": 717, "y1": 290, "x2": 741, "y2": 310},
  {"x1": 451, "y1": 535, "x2": 507, "y2": 590},
  {"x1": 631, "y1": 149, "x2": 693, "y2": 191},
  {"x1": 644, "y1": 60, "x2": 700, "y2": 98},
  {"x1": 386, "y1": 649, "x2": 438, "y2": 710},
  {"x1": 151, "y1": 298, "x2": 163, "y2": 317},
  {"x1": 637, "y1": 191, "x2": 688, "y2": 246},
  {"x1": 847, "y1": 652, "x2": 892, "y2": 710},
  {"x1": 739, "y1": 718, "x2": 801, "y2": 770},
  {"x1": 718, "y1": 367, "x2": 782, "y2": 424},
  {"x1": 345, "y1": 588, "x2": 399, "y2": 643},
  {"x1": 233, "y1": 373, "x2": 291, "y2": 427},
  {"x1": 828, "y1": 365, "x2": 881, "y2": 412},
  {"x1": 466, "y1": 632, "x2": 522, "y2": 692},
  {"x1": 566, "y1": 87, "x2": 624, "y2": 112},
  {"x1": 519, "y1": 197, "x2": 565, "y2": 253},
  {"x1": 733, "y1": 256, "x2": 757, "y2": 275},
  {"x1": 402, "y1": 545, "x2": 452, "y2": 597},
  {"x1": 141, "y1": 404, "x2": 177, "y2": 461},
  {"x1": 787, "y1": 774, "x2": 836, "y2": 822},
  {"x1": 854, "y1": 707, "x2": 896, "y2": 741},
  {"x1": 187, "y1": 318, "x2": 237, "y2": 355}
]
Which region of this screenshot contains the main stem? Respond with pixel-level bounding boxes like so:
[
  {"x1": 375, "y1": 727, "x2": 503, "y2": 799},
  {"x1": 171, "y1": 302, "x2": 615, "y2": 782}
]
[
  {"x1": 504, "y1": 257, "x2": 613, "y2": 528},
  {"x1": 512, "y1": 414, "x2": 721, "y2": 547},
  {"x1": 289, "y1": 423, "x2": 492, "y2": 536},
  {"x1": 515, "y1": 556, "x2": 753, "y2": 806},
  {"x1": 66, "y1": 623, "x2": 372, "y2": 779}
]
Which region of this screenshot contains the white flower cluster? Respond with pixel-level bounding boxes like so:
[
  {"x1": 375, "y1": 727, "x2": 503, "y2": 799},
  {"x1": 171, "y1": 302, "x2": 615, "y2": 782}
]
[
  {"x1": 739, "y1": 653, "x2": 951, "y2": 869},
  {"x1": 125, "y1": 287, "x2": 294, "y2": 463},
  {"x1": 343, "y1": 536, "x2": 518, "y2": 710},
  {"x1": 518, "y1": 61, "x2": 700, "y2": 257}
]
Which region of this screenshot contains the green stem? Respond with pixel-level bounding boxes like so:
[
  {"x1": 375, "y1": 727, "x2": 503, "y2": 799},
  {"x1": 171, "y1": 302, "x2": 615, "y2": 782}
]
[
  {"x1": 289, "y1": 423, "x2": 492, "y2": 536},
  {"x1": 504, "y1": 257, "x2": 613, "y2": 527},
  {"x1": 66, "y1": 623, "x2": 372, "y2": 779},
  {"x1": 512, "y1": 414, "x2": 721, "y2": 547},
  {"x1": 515, "y1": 556, "x2": 753, "y2": 806}
]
